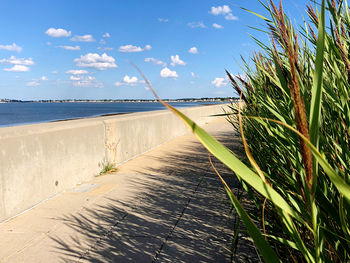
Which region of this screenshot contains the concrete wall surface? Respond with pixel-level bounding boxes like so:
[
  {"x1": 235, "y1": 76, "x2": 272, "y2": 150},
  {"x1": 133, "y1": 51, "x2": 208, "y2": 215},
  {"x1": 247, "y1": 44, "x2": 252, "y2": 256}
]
[{"x1": 0, "y1": 103, "x2": 229, "y2": 221}]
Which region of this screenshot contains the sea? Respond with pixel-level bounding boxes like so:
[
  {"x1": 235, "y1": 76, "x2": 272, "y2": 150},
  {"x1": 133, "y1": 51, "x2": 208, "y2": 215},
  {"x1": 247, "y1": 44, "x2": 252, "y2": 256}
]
[{"x1": 0, "y1": 101, "x2": 220, "y2": 127}]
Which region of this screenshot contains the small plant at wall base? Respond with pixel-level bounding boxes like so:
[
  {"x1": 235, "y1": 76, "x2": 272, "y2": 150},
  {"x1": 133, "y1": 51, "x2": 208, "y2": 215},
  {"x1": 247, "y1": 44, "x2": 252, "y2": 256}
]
[
  {"x1": 134, "y1": 0, "x2": 350, "y2": 262},
  {"x1": 99, "y1": 161, "x2": 118, "y2": 175}
]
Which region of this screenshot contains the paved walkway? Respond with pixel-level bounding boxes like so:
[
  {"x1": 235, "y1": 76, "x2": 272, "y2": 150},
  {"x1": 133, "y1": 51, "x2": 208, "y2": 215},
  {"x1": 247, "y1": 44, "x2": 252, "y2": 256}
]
[{"x1": 0, "y1": 117, "x2": 257, "y2": 262}]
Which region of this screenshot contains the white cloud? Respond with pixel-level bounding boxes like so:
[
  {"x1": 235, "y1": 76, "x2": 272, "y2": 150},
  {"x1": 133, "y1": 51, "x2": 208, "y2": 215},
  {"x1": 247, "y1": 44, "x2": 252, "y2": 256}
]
[
  {"x1": 209, "y1": 5, "x2": 231, "y2": 15},
  {"x1": 170, "y1": 55, "x2": 186, "y2": 66},
  {"x1": 114, "y1": 75, "x2": 143, "y2": 86},
  {"x1": 74, "y1": 53, "x2": 117, "y2": 70},
  {"x1": 71, "y1": 75, "x2": 103, "y2": 88},
  {"x1": 58, "y1": 45, "x2": 80, "y2": 51},
  {"x1": 212, "y1": 23, "x2": 223, "y2": 29},
  {"x1": 46, "y1": 41, "x2": 52, "y2": 46},
  {"x1": 144, "y1": 57, "x2": 166, "y2": 66},
  {"x1": 188, "y1": 22, "x2": 206, "y2": 28},
  {"x1": 66, "y1": 69, "x2": 89, "y2": 75},
  {"x1": 103, "y1": 32, "x2": 110, "y2": 38},
  {"x1": 160, "y1": 67, "x2": 178, "y2": 78},
  {"x1": 209, "y1": 5, "x2": 238, "y2": 21},
  {"x1": 51, "y1": 70, "x2": 58, "y2": 74},
  {"x1": 158, "y1": 18, "x2": 169, "y2": 22},
  {"x1": 70, "y1": 34, "x2": 95, "y2": 42},
  {"x1": 123, "y1": 75, "x2": 138, "y2": 84},
  {"x1": 0, "y1": 43, "x2": 22, "y2": 52},
  {"x1": 45, "y1": 28, "x2": 71, "y2": 37},
  {"x1": 4, "y1": 65, "x2": 29, "y2": 72},
  {"x1": 118, "y1": 44, "x2": 152, "y2": 52},
  {"x1": 211, "y1": 77, "x2": 228, "y2": 87},
  {"x1": 188, "y1": 47, "x2": 198, "y2": 54},
  {"x1": 41, "y1": 76, "x2": 48, "y2": 81},
  {"x1": 26, "y1": 80, "x2": 40, "y2": 86},
  {"x1": 0, "y1": 56, "x2": 34, "y2": 65},
  {"x1": 225, "y1": 13, "x2": 238, "y2": 20}
]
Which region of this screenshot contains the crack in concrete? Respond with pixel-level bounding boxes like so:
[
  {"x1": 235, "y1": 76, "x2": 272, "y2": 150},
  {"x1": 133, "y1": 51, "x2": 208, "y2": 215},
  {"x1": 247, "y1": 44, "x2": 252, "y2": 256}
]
[
  {"x1": 77, "y1": 212, "x2": 129, "y2": 262},
  {"x1": 152, "y1": 176, "x2": 204, "y2": 262}
]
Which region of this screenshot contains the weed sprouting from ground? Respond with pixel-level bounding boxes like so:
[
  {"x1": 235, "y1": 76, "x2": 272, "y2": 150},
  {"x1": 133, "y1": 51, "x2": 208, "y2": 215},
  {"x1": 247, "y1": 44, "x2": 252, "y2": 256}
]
[{"x1": 99, "y1": 161, "x2": 118, "y2": 176}]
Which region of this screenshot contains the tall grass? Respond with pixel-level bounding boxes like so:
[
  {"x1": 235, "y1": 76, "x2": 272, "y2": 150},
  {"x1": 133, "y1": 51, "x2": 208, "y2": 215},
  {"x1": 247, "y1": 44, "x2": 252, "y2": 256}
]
[
  {"x1": 136, "y1": 0, "x2": 350, "y2": 261},
  {"x1": 226, "y1": 0, "x2": 350, "y2": 261}
]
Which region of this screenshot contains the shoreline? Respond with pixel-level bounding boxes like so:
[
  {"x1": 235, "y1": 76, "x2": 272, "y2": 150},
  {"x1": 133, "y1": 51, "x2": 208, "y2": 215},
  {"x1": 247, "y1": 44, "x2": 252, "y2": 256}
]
[{"x1": 0, "y1": 101, "x2": 225, "y2": 128}]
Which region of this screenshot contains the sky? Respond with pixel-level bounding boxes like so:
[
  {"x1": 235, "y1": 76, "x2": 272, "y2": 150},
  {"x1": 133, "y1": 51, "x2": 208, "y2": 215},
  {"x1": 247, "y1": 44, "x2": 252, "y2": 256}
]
[{"x1": 0, "y1": 0, "x2": 308, "y2": 100}]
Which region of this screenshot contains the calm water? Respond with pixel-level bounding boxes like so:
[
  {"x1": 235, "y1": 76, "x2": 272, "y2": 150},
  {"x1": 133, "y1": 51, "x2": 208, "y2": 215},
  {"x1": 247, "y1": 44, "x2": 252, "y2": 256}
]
[{"x1": 0, "y1": 102, "x2": 219, "y2": 127}]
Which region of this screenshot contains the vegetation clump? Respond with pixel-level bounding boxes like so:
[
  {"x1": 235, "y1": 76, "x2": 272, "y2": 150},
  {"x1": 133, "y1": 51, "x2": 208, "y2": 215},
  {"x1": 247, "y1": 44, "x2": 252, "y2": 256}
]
[
  {"x1": 99, "y1": 161, "x2": 118, "y2": 175},
  {"x1": 224, "y1": 0, "x2": 350, "y2": 261}
]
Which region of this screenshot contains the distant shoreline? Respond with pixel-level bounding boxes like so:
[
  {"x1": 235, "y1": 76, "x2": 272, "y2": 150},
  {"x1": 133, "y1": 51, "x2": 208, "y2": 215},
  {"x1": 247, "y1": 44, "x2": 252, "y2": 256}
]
[{"x1": 0, "y1": 98, "x2": 237, "y2": 103}]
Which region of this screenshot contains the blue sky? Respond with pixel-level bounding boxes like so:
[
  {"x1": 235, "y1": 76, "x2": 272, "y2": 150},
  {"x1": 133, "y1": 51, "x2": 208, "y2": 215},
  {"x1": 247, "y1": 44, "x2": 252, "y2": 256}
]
[{"x1": 0, "y1": 0, "x2": 307, "y2": 100}]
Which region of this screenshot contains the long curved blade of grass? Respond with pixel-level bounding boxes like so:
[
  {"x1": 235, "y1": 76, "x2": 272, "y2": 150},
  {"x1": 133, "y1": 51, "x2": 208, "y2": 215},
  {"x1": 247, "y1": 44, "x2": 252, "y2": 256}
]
[
  {"x1": 134, "y1": 67, "x2": 302, "y2": 220},
  {"x1": 159, "y1": 102, "x2": 304, "y2": 220},
  {"x1": 208, "y1": 154, "x2": 280, "y2": 262},
  {"x1": 132, "y1": 63, "x2": 299, "y2": 261},
  {"x1": 309, "y1": 0, "x2": 325, "y2": 181},
  {"x1": 224, "y1": 185, "x2": 280, "y2": 262},
  {"x1": 249, "y1": 116, "x2": 350, "y2": 200}
]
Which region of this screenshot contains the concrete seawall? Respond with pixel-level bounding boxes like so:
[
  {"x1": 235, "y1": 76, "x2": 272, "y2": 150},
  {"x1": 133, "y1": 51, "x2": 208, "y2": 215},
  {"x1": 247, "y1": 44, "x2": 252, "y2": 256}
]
[{"x1": 0, "y1": 104, "x2": 228, "y2": 222}]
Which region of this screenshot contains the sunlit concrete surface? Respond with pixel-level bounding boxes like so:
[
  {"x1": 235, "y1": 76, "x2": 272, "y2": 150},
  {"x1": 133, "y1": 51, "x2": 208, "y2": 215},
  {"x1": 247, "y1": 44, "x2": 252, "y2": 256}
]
[
  {"x1": 0, "y1": 104, "x2": 226, "y2": 222},
  {"x1": 0, "y1": 116, "x2": 258, "y2": 262}
]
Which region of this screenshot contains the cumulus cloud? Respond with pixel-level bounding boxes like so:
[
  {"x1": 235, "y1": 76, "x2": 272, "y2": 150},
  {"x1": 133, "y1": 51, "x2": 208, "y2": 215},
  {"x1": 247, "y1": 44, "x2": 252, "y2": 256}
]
[
  {"x1": 225, "y1": 13, "x2": 238, "y2": 20},
  {"x1": 123, "y1": 75, "x2": 138, "y2": 84},
  {"x1": 71, "y1": 75, "x2": 103, "y2": 88},
  {"x1": 209, "y1": 5, "x2": 238, "y2": 21},
  {"x1": 41, "y1": 76, "x2": 48, "y2": 81},
  {"x1": 0, "y1": 56, "x2": 34, "y2": 65},
  {"x1": 160, "y1": 67, "x2": 178, "y2": 78},
  {"x1": 114, "y1": 75, "x2": 143, "y2": 86},
  {"x1": 26, "y1": 80, "x2": 40, "y2": 86},
  {"x1": 4, "y1": 65, "x2": 29, "y2": 72},
  {"x1": 211, "y1": 77, "x2": 228, "y2": 87},
  {"x1": 0, "y1": 43, "x2": 22, "y2": 52},
  {"x1": 74, "y1": 53, "x2": 117, "y2": 70},
  {"x1": 45, "y1": 28, "x2": 71, "y2": 37},
  {"x1": 103, "y1": 32, "x2": 110, "y2": 38},
  {"x1": 158, "y1": 18, "x2": 169, "y2": 22},
  {"x1": 58, "y1": 45, "x2": 80, "y2": 51},
  {"x1": 170, "y1": 55, "x2": 186, "y2": 66},
  {"x1": 209, "y1": 5, "x2": 231, "y2": 15},
  {"x1": 188, "y1": 22, "x2": 206, "y2": 28},
  {"x1": 188, "y1": 47, "x2": 198, "y2": 54},
  {"x1": 66, "y1": 69, "x2": 89, "y2": 75},
  {"x1": 70, "y1": 34, "x2": 95, "y2": 42},
  {"x1": 144, "y1": 57, "x2": 166, "y2": 66},
  {"x1": 118, "y1": 44, "x2": 152, "y2": 52},
  {"x1": 212, "y1": 23, "x2": 223, "y2": 29}
]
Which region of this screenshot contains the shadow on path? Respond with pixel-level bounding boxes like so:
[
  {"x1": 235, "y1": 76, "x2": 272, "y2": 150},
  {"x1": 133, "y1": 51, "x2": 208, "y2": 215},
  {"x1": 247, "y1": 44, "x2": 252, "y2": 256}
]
[{"x1": 51, "y1": 131, "x2": 259, "y2": 262}]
